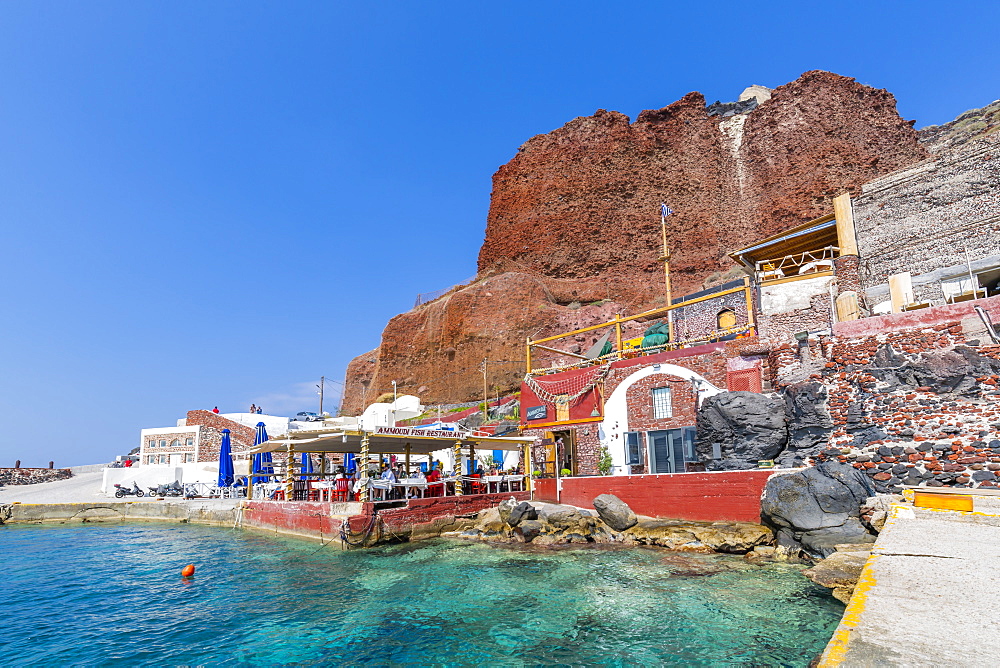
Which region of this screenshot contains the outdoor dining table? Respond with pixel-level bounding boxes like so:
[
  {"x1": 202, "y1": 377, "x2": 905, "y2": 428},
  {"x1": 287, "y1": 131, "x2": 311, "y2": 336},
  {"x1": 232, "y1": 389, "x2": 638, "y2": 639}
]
[
  {"x1": 251, "y1": 482, "x2": 282, "y2": 500},
  {"x1": 363, "y1": 478, "x2": 394, "y2": 501},
  {"x1": 387, "y1": 478, "x2": 425, "y2": 498},
  {"x1": 312, "y1": 480, "x2": 334, "y2": 501},
  {"x1": 481, "y1": 474, "x2": 525, "y2": 493}
]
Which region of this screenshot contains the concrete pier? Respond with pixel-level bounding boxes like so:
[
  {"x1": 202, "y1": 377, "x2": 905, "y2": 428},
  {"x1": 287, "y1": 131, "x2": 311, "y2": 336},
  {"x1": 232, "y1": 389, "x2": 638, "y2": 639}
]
[
  {"x1": 1, "y1": 499, "x2": 240, "y2": 526},
  {"x1": 820, "y1": 492, "x2": 1000, "y2": 666}
]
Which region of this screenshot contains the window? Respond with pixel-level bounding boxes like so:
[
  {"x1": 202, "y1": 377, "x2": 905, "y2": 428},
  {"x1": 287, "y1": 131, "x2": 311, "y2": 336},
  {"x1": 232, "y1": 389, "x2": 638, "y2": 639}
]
[
  {"x1": 158, "y1": 454, "x2": 167, "y2": 464},
  {"x1": 727, "y1": 367, "x2": 762, "y2": 393},
  {"x1": 185, "y1": 437, "x2": 194, "y2": 447},
  {"x1": 648, "y1": 427, "x2": 698, "y2": 473},
  {"x1": 717, "y1": 308, "x2": 737, "y2": 330},
  {"x1": 651, "y1": 386, "x2": 672, "y2": 419},
  {"x1": 158, "y1": 439, "x2": 166, "y2": 448},
  {"x1": 555, "y1": 395, "x2": 570, "y2": 422},
  {"x1": 625, "y1": 432, "x2": 643, "y2": 466},
  {"x1": 146, "y1": 456, "x2": 154, "y2": 465},
  {"x1": 169, "y1": 439, "x2": 180, "y2": 448},
  {"x1": 184, "y1": 453, "x2": 195, "y2": 463}
]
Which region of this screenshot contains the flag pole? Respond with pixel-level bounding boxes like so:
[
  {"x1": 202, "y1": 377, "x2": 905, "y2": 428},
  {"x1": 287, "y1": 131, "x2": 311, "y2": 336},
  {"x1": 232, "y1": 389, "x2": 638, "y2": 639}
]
[{"x1": 660, "y1": 204, "x2": 674, "y2": 345}]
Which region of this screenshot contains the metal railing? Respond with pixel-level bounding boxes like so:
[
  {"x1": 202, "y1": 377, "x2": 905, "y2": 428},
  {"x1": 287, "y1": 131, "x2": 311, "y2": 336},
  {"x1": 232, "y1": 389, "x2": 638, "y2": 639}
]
[
  {"x1": 413, "y1": 276, "x2": 476, "y2": 308},
  {"x1": 526, "y1": 279, "x2": 755, "y2": 375}
]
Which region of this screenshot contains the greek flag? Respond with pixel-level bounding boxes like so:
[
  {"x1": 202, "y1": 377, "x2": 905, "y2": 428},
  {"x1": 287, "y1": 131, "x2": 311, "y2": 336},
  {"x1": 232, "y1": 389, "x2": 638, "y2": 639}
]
[{"x1": 660, "y1": 203, "x2": 673, "y2": 217}]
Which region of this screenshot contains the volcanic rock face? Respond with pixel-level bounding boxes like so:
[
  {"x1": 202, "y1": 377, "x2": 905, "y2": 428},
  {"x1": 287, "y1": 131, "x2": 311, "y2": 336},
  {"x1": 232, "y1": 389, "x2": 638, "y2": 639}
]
[
  {"x1": 343, "y1": 71, "x2": 928, "y2": 411},
  {"x1": 342, "y1": 272, "x2": 621, "y2": 413},
  {"x1": 696, "y1": 391, "x2": 789, "y2": 469},
  {"x1": 781, "y1": 381, "x2": 835, "y2": 467},
  {"x1": 479, "y1": 70, "x2": 926, "y2": 302}
]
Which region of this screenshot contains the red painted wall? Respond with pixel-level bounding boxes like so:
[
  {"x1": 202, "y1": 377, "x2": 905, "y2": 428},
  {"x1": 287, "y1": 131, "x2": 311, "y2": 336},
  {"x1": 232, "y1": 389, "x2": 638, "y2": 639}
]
[
  {"x1": 242, "y1": 501, "x2": 343, "y2": 539},
  {"x1": 365, "y1": 492, "x2": 530, "y2": 534},
  {"x1": 533, "y1": 478, "x2": 557, "y2": 503},
  {"x1": 833, "y1": 294, "x2": 1000, "y2": 338},
  {"x1": 243, "y1": 494, "x2": 530, "y2": 542},
  {"x1": 534, "y1": 471, "x2": 776, "y2": 523}
]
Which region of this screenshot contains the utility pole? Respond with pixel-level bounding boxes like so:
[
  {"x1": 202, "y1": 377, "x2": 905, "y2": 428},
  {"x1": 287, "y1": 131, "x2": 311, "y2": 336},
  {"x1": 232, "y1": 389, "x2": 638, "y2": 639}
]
[
  {"x1": 660, "y1": 203, "x2": 675, "y2": 343},
  {"x1": 481, "y1": 358, "x2": 488, "y2": 420},
  {"x1": 317, "y1": 376, "x2": 325, "y2": 415}
]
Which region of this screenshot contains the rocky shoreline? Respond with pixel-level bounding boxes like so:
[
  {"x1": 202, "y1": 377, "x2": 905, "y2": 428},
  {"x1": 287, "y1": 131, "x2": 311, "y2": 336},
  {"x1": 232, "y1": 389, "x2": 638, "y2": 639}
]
[
  {"x1": 453, "y1": 494, "x2": 774, "y2": 554},
  {"x1": 447, "y1": 481, "x2": 898, "y2": 606}
]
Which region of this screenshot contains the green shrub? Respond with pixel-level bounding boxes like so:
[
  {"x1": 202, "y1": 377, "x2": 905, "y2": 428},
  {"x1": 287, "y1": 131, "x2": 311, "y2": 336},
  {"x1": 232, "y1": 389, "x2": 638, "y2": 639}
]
[{"x1": 597, "y1": 444, "x2": 613, "y2": 475}]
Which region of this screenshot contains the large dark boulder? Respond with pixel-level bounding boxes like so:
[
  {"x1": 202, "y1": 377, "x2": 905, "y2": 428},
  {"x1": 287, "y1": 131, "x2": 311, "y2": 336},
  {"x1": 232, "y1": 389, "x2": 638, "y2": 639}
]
[
  {"x1": 799, "y1": 520, "x2": 875, "y2": 556},
  {"x1": 514, "y1": 519, "x2": 543, "y2": 542},
  {"x1": 506, "y1": 501, "x2": 537, "y2": 527},
  {"x1": 592, "y1": 494, "x2": 637, "y2": 531},
  {"x1": 457, "y1": 411, "x2": 485, "y2": 430},
  {"x1": 696, "y1": 392, "x2": 788, "y2": 470},
  {"x1": 761, "y1": 462, "x2": 877, "y2": 558},
  {"x1": 779, "y1": 381, "x2": 834, "y2": 467}
]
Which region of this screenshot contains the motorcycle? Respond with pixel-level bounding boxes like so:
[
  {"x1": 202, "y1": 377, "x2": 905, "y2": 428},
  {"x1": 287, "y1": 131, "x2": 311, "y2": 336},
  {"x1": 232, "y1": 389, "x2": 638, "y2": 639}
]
[
  {"x1": 114, "y1": 482, "x2": 145, "y2": 498},
  {"x1": 148, "y1": 481, "x2": 185, "y2": 497}
]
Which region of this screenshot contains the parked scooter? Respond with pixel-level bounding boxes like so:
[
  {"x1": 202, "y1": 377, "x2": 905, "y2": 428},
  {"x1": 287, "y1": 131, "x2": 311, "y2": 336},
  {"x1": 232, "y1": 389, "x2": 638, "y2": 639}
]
[
  {"x1": 114, "y1": 482, "x2": 145, "y2": 498},
  {"x1": 148, "y1": 481, "x2": 184, "y2": 497}
]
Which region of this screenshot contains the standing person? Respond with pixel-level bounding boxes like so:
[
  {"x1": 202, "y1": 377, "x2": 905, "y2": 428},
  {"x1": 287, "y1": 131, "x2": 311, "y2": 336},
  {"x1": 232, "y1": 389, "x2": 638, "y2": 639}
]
[
  {"x1": 212, "y1": 406, "x2": 220, "y2": 414},
  {"x1": 249, "y1": 403, "x2": 257, "y2": 414}
]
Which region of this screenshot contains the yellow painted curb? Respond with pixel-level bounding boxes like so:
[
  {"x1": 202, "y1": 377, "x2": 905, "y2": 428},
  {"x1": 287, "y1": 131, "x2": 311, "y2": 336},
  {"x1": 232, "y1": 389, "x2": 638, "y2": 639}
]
[{"x1": 818, "y1": 552, "x2": 879, "y2": 666}]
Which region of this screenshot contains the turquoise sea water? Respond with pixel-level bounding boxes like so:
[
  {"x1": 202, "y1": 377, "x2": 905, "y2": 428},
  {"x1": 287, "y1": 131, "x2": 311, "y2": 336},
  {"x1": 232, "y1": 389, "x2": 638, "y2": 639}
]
[{"x1": 3, "y1": 523, "x2": 841, "y2": 666}]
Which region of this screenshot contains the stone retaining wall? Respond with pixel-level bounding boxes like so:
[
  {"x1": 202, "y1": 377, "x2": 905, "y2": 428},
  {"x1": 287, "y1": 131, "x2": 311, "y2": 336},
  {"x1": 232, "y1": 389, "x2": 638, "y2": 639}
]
[
  {"x1": 769, "y1": 299, "x2": 1000, "y2": 493},
  {"x1": 854, "y1": 136, "x2": 1000, "y2": 305},
  {"x1": 0, "y1": 468, "x2": 72, "y2": 486}
]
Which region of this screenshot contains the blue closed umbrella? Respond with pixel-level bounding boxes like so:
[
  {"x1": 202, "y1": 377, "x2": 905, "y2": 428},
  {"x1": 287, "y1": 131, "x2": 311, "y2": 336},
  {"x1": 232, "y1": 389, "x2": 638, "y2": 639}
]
[
  {"x1": 300, "y1": 452, "x2": 314, "y2": 480},
  {"x1": 217, "y1": 428, "x2": 235, "y2": 487},
  {"x1": 251, "y1": 422, "x2": 272, "y2": 484},
  {"x1": 344, "y1": 452, "x2": 356, "y2": 473}
]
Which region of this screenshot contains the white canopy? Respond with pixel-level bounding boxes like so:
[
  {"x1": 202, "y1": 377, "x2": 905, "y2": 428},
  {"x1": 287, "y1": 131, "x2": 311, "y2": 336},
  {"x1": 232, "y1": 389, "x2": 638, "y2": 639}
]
[{"x1": 247, "y1": 425, "x2": 532, "y2": 455}]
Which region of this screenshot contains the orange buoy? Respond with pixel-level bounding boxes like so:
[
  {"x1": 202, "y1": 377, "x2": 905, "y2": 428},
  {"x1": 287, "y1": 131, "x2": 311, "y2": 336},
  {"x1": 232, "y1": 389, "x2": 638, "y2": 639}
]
[{"x1": 181, "y1": 564, "x2": 196, "y2": 577}]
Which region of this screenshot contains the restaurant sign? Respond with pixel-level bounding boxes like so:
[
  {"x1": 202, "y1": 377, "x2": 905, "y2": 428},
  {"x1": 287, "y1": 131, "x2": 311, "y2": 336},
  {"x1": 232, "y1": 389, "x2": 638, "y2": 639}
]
[
  {"x1": 525, "y1": 405, "x2": 548, "y2": 421},
  {"x1": 374, "y1": 426, "x2": 465, "y2": 440}
]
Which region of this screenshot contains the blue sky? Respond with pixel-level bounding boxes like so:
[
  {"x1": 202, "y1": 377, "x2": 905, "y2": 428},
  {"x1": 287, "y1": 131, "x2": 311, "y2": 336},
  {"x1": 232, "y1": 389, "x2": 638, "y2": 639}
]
[{"x1": 1, "y1": 1, "x2": 998, "y2": 467}]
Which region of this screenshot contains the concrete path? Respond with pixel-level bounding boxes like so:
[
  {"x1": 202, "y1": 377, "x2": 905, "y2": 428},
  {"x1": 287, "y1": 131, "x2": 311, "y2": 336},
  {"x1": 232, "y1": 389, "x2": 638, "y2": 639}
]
[
  {"x1": 0, "y1": 469, "x2": 110, "y2": 505},
  {"x1": 821, "y1": 503, "x2": 1000, "y2": 666}
]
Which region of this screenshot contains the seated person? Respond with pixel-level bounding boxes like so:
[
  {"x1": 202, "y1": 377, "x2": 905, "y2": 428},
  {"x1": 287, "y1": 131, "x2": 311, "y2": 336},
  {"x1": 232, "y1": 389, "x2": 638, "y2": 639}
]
[
  {"x1": 425, "y1": 464, "x2": 442, "y2": 497},
  {"x1": 392, "y1": 464, "x2": 407, "y2": 498},
  {"x1": 375, "y1": 463, "x2": 396, "y2": 500}
]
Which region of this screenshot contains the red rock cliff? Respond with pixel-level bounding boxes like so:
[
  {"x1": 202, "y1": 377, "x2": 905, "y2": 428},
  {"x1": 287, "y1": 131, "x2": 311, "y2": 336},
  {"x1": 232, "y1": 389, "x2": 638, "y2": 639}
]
[{"x1": 341, "y1": 71, "x2": 927, "y2": 413}]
